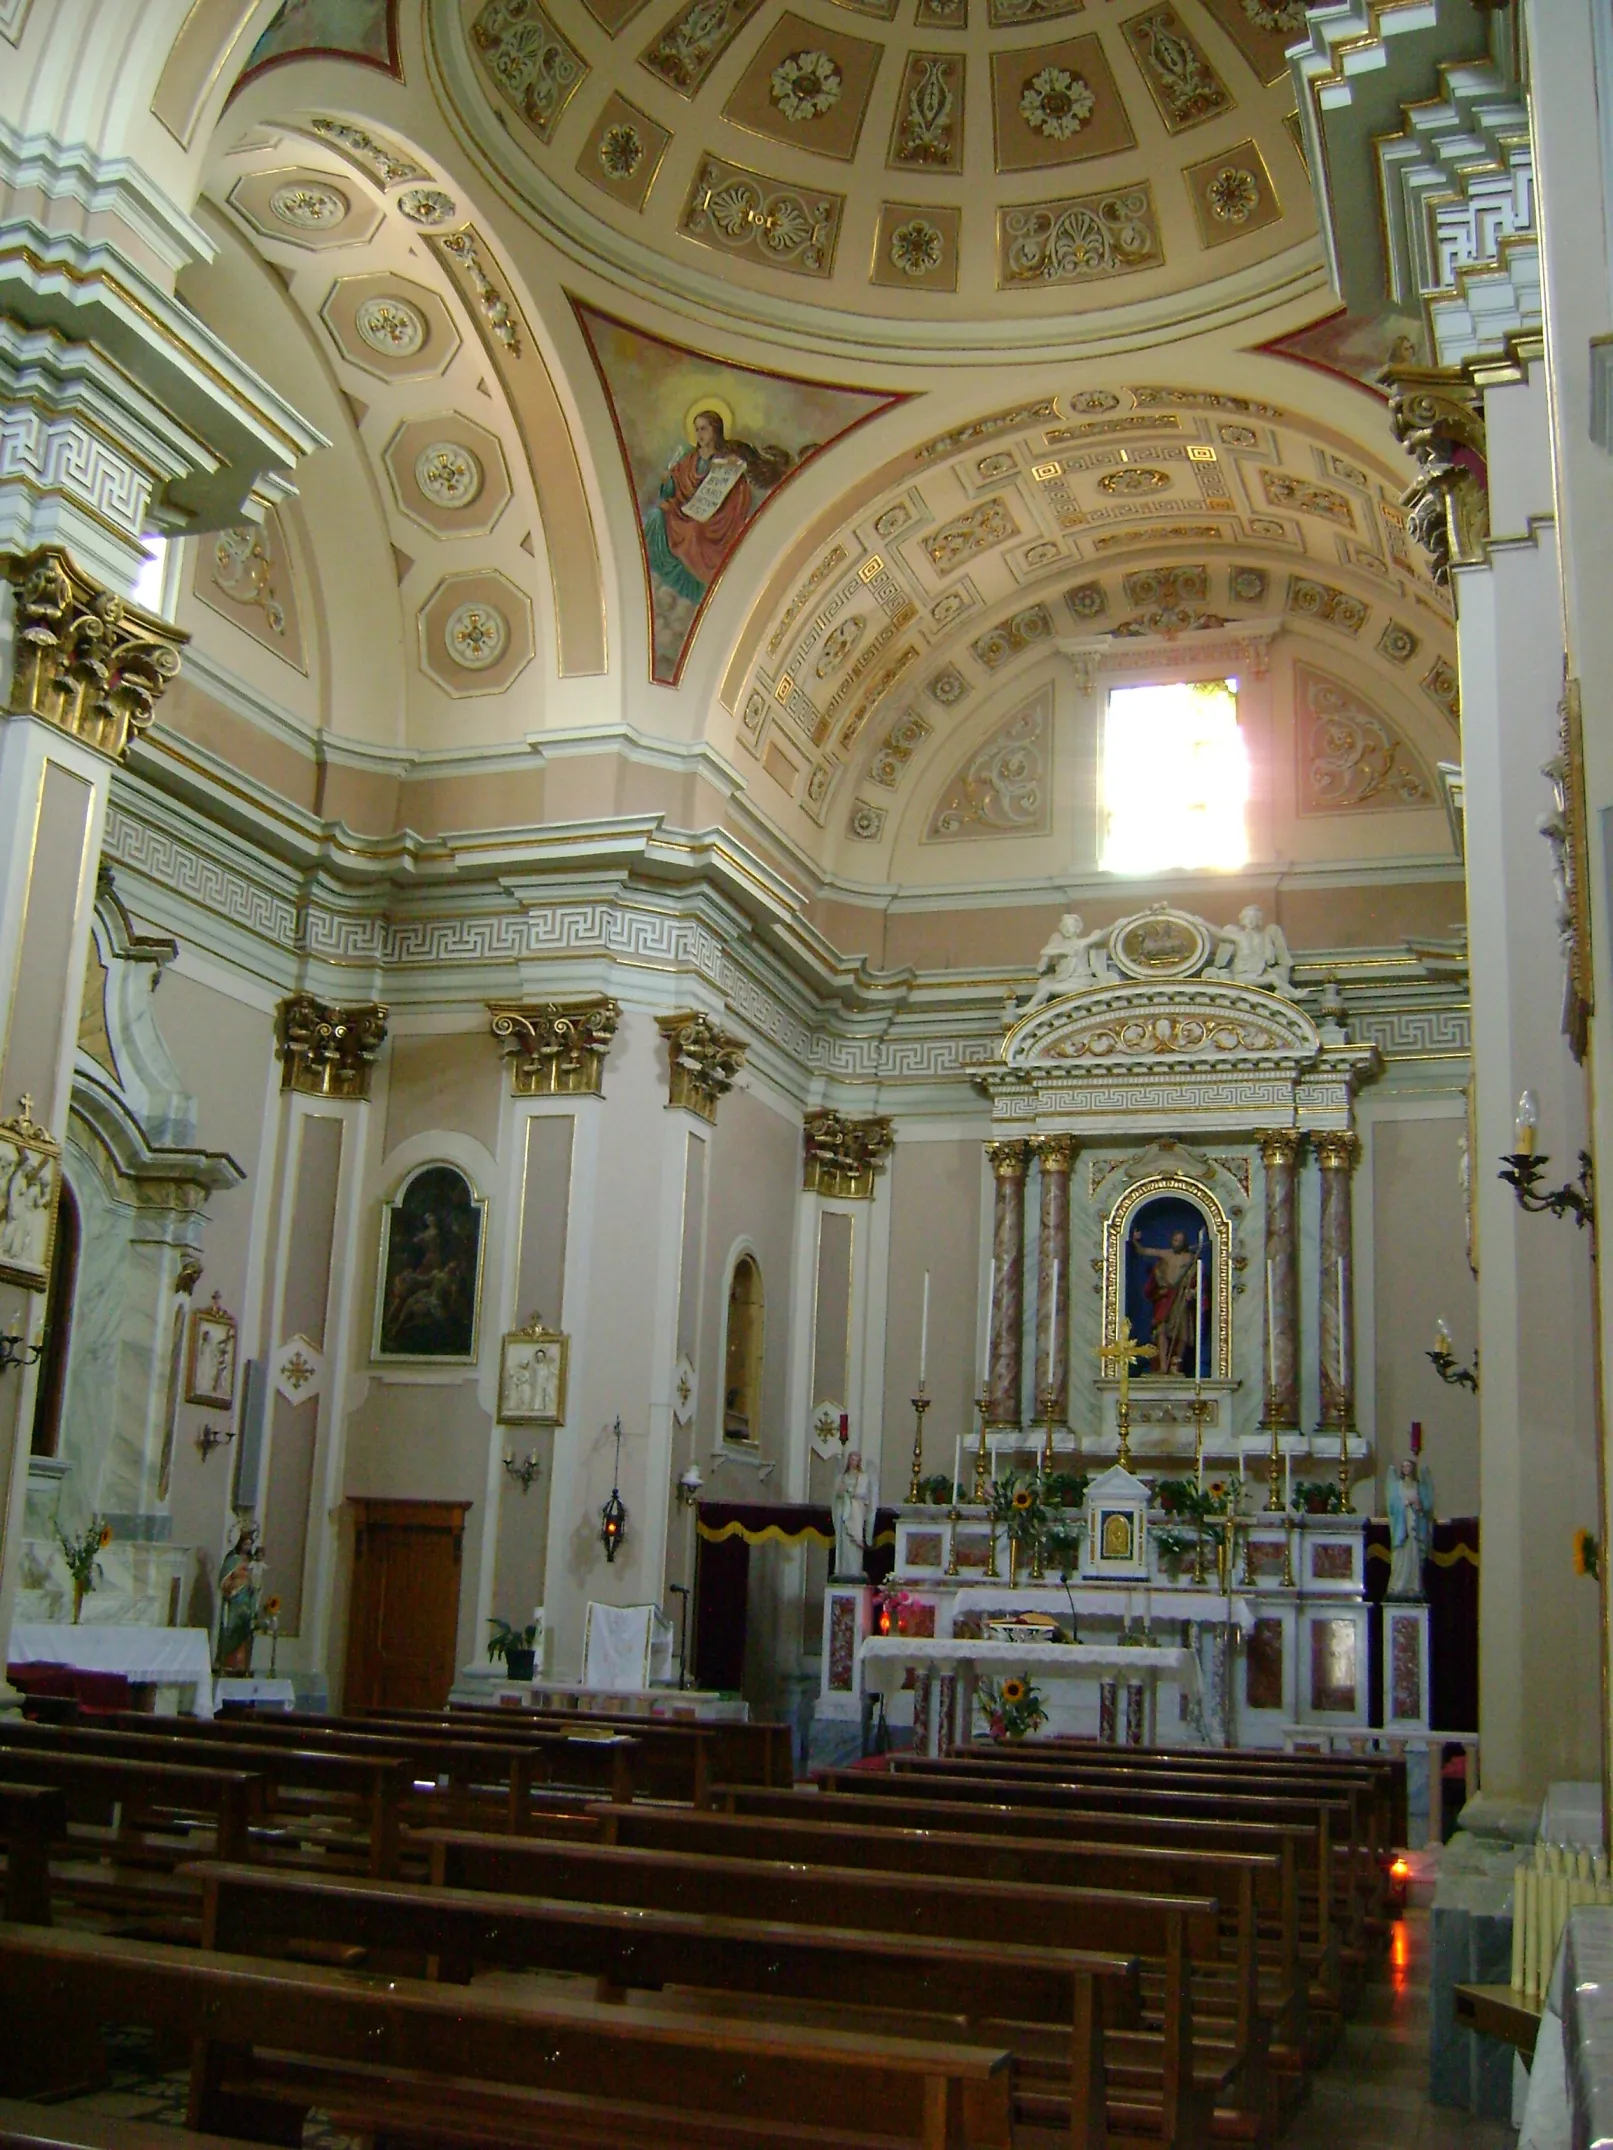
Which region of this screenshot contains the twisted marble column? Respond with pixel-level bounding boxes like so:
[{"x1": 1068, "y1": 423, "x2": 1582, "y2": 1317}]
[
  {"x1": 985, "y1": 1140, "x2": 1029, "y2": 1429},
  {"x1": 1315, "y1": 1131, "x2": 1360, "y2": 1430},
  {"x1": 1257, "y1": 1130, "x2": 1302, "y2": 1429},
  {"x1": 1031, "y1": 1135, "x2": 1074, "y2": 1420}
]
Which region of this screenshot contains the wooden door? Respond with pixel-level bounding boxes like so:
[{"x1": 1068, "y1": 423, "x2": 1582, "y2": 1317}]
[{"x1": 343, "y1": 1498, "x2": 470, "y2": 1711}]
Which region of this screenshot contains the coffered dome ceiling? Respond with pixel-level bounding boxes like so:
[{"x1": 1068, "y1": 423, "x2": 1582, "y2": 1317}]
[{"x1": 427, "y1": 0, "x2": 1319, "y2": 346}]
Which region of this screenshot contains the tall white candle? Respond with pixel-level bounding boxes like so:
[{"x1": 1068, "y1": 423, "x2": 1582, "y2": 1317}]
[
  {"x1": 919, "y1": 1270, "x2": 930, "y2": 1385},
  {"x1": 952, "y1": 1434, "x2": 962, "y2": 1506},
  {"x1": 1285, "y1": 1452, "x2": 1293, "y2": 1511},
  {"x1": 1047, "y1": 1258, "x2": 1060, "y2": 1389},
  {"x1": 1195, "y1": 1250, "x2": 1205, "y2": 1381}
]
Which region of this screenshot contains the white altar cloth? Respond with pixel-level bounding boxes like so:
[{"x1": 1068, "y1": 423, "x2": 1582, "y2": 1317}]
[
  {"x1": 858, "y1": 1635, "x2": 1200, "y2": 1704},
  {"x1": 9, "y1": 1623, "x2": 215, "y2": 1717}
]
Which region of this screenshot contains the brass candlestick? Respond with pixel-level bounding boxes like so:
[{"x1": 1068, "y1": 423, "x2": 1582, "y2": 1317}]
[
  {"x1": 944, "y1": 1498, "x2": 961, "y2": 1577},
  {"x1": 1190, "y1": 1387, "x2": 1210, "y2": 1490},
  {"x1": 1240, "y1": 1522, "x2": 1255, "y2": 1589},
  {"x1": 1338, "y1": 1423, "x2": 1352, "y2": 1509},
  {"x1": 1038, "y1": 1383, "x2": 1059, "y2": 1476},
  {"x1": 1117, "y1": 1392, "x2": 1134, "y2": 1473},
  {"x1": 1192, "y1": 1524, "x2": 1207, "y2": 1587},
  {"x1": 1266, "y1": 1410, "x2": 1284, "y2": 1513},
  {"x1": 971, "y1": 1385, "x2": 991, "y2": 1504},
  {"x1": 1281, "y1": 1522, "x2": 1295, "y2": 1589},
  {"x1": 984, "y1": 1517, "x2": 999, "y2": 1579},
  {"x1": 906, "y1": 1387, "x2": 932, "y2": 1504}
]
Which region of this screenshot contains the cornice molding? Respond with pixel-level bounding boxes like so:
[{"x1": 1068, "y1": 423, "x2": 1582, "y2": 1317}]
[{"x1": 0, "y1": 119, "x2": 216, "y2": 277}]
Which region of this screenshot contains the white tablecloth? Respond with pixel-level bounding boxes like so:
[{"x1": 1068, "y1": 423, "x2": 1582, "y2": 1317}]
[
  {"x1": 858, "y1": 1635, "x2": 1200, "y2": 1704},
  {"x1": 8, "y1": 1623, "x2": 215, "y2": 1717},
  {"x1": 215, "y1": 1677, "x2": 295, "y2": 1712}
]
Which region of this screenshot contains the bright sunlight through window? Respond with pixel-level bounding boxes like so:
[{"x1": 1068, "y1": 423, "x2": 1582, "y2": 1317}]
[
  {"x1": 1101, "y1": 678, "x2": 1248, "y2": 875},
  {"x1": 129, "y1": 536, "x2": 169, "y2": 617}
]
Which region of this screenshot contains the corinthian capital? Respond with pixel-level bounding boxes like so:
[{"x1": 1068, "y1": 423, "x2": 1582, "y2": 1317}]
[
  {"x1": 5, "y1": 547, "x2": 186, "y2": 762},
  {"x1": 275, "y1": 995, "x2": 389, "y2": 1099}
]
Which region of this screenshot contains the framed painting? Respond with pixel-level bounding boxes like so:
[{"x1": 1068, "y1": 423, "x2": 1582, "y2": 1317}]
[
  {"x1": 0, "y1": 1099, "x2": 63, "y2": 1293},
  {"x1": 498, "y1": 1314, "x2": 568, "y2": 1427},
  {"x1": 186, "y1": 1290, "x2": 239, "y2": 1409},
  {"x1": 372, "y1": 1162, "x2": 487, "y2": 1365}
]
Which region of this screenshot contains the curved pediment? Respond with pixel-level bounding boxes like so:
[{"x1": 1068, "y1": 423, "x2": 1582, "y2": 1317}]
[{"x1": 1004, "y1": 976, "x2": 1323, "y2": 1072}]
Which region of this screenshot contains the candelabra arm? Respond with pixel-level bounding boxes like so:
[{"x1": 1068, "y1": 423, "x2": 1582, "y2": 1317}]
[{"x1": 1499, "y1": 1149, "x2": 1595, "y2": 1232}]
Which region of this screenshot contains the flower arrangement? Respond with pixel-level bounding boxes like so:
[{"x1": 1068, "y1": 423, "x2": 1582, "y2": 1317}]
[
  {"x1": 988, "y1": 1469, "x2": 1044, "y2": 1542},
  {"x1": 1155, "y1": 1526, "x2": 1196, "y2": 1579},
  {"x1": 487, "y1": 1616, "x2": 539, "y2": 1679},
  {"x1": 1575, "y1": 1529, "x2": 1600, "y2": 1581},
  {"x1": 1043, "y1": 1470, "x2": 1089, "y2": 1510},
  {"x1": 978, "y1": 1673, "x2": 1047, "y2": 1742},
  {"x1": 1292, "y1": 1480, "x2": 1346, "y2": 1515},
  {"x1": 254, "y1": 1595, "x2": 282, "y2": 1675},
  {"x1": 1203, "y1": 1477, "x2": 1243, "y2": 1516},
  {"x1": 875, "y1": 1588, "x2": 931, "y2": 1637},
  {"x1": 56, "y1": 1516, "x2": 112, "y2": 1623},
  {"x1": 917, "y1": 1472, "x2": 958, "y2": 1506}
]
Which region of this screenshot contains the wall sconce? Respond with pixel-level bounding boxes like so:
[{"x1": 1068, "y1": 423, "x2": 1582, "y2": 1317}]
[
  {"x1": 503, "y1": 1448, "x2": 542, "y2": 1494},
  {"x1": 600, "y1": 1416, "x2": 627, "y2": 1563},
  {"x1": 1426, "y1": 1321, "x2": 1479, "y2": 1394},
  {"x1": 0, "y1": 1334, "x2": 43, "y2": 1375},
  {"x1": 1499, "y1": 1088, "x2": 1595, "y2": 1230},
  {"x1": 676, "y1": 1462, "x2": 703, "y2": 1509},
  {"x1": 197, "y1": 1422, "x2": 237, "y2": 1459}
]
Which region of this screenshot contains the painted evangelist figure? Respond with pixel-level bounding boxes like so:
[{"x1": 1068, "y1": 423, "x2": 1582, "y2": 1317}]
[
  {"x1": 643, "y1": 409, "x2": 792, "y2": 607},
  {"x1": 573, "y1": 303, "x2": 904, "y2": 683}
]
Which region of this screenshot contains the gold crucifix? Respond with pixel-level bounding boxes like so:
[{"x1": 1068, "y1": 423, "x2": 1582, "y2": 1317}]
[{"x1": 1099, "y1": 1317, "x2": 1156, "y2": 1410}]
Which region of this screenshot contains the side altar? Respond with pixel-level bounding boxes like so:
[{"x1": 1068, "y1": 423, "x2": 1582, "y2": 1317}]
[{"x1": 815, "y1": 904, "x2": 1432, "y2": 1758}]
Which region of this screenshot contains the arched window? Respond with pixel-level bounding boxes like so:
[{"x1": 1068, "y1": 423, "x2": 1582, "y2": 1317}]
[
  {"x1": 30, "y1": 1181, "x2": 79, "y2": 1458},
  {"x1": 723, "y1": 1254, "x2": 764, "y2": 1443}
]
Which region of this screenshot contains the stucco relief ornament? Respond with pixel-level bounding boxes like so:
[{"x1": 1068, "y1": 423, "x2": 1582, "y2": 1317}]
[
  {"x1": 1242, "y1": 0, "x2": 1306, "y2": 27},
  {"x1": 770, "y1": 50, "x2": 843, "y2": 121},
  {"x1": 598, "y1": 123, "x2": 645, "y2": 178},
  {"x1": 1020, "y1": 67, "x2": 1096, "y2": 140},
  {"x1": 269, "y1": 182, "x2": 348, "y2": 229},
  {"x1": 1099, "y1": 466, "x2": 1170, "y2": 494},
  {"x1": 1207, "y1": 167, "x2": 1260, "y2": 224},
  {"x1": 213, "y1": 529, "x2": 285, "y2": 633},
  {"x1": 415, "y1": 442, "x2": 483, "y2": 507},
  {"x1": 890, "y1": 219, "x2": 944, "y2": 277},
  {"x1": 355, "y1": 295, "x2": 426, "y2": 355},
  {"x1": 397, "y1": 186, "x2": 458, "y2": 224},
  {"x1": 445, "y1": 602, "x2": 508, "y2": 670}
]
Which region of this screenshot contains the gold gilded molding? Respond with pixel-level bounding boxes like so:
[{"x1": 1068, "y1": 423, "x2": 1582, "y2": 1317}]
[
  {"x1": 1101, "y1": 1168, "x2": 1234, "y2": 1381},
  {"x1": 490, "y1": 998, "x2": 621, "y2": 1096},
  {"x1": 1380, "y1": 362, "x2": 1488, "y2": 585},
  {"x1": 4, "y1": 546, "x2": 187, "y2": 763},
  {"x1": 1546, "y1": 674, "x2": 1593, "y2": 1064},
  {"x1": 1257, "y1": 1128, "x2": 1303, "y2": 1170},
  {"x1": 275, "y1": 993, "x2": 389, "y2": 1099},
  {"x1": 803, "y1": 1108, "x2": 893, "y2": 1198},
  {"x1": 656, "y1": 1010, "x2": 747, "y2": 1123}
]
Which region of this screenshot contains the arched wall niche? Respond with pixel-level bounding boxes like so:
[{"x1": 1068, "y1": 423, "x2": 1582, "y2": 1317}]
[{"x1": 721, "y1": 1242, "x2": 765, "y2": 1447}]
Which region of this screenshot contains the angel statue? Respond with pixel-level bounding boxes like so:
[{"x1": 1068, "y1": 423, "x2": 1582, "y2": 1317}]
[
  {"x1": 1212, "y1": 905, "x2": 1297, "y2": 997},
  {"x1": 1387, "y1": 1456, "x2": 1435, "y2": 1600},
  {"x1": 1020, "y1": 913, "x2": 1113, "y2": 1013}
]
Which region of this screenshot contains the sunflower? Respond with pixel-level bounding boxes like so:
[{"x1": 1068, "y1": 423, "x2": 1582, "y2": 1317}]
[
  {"x1": 1001, "y1": 1677, "x2": 1027, "y2": 1706},
  {"x1": 1575, "y1": 1529, "x2": 1600, "y2": 1580},
  {"x1": 1012, "y1": 1487, "x2": 1033, "y2": 1511},
  {"x1": 264, "y1": 1595, "x2": 282, "y2": 1617},
  {"x1": 98, "y1": 1523, "x2": 113, "y2": 1548}
]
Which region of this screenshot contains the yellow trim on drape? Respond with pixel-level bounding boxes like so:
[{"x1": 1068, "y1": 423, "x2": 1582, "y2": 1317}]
[
  {"x1": 1366, "y1": 1541, "x2": 1478, "y2": 1569},
  {"x1": 696, "y1": 1519, "x2": 833, "y2": 1548}
]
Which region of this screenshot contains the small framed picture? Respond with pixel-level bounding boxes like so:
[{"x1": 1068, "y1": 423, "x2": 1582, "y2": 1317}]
[
  {"x1": 498, "y1": 1314, "x2": 567, "y2": 1427},
  {"x1": 187, "y1": 1290, "x2": 238, "y2": 1409},
  {"x1": 0, "y1": 1099, "x2": 62, "y2": 1294}
]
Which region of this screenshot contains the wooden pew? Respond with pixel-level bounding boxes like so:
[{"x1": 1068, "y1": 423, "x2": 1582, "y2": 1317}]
[
  {"x1": 95, "y1": 1710, "x2": 638, "y2": 1820},
  {"x1": 0, "y1": 1921, "x2": 1013, "y2": 2150},
  {"x1": 0, "y1": 1724, "x2": 403, "y2": 1877},
  {"x1": 731, "y1": 1779, "x2": 1346, "y2": 2034},
  {"x1": 0, "y1": 2099, "x2": 260, "y2": 2150},
  {"x1": 444, "y1": 1701, "x2": 795, "y2": 1790},
  {"x1": 198, "y1": 1859, "x2": 1134, "y2": 2150},
  {"x1": 419, "y1": 1825, "x2": 1225, "y2": 2146},
  {"x1": 0, "y1": 1787, "x2": 64, "y2": 1925},
  {"x1": 584, "y1": 1797, "x2": 1302, "y2": 2087}
]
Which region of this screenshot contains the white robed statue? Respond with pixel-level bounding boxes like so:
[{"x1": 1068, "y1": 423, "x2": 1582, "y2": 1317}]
[
  {"x1": 1387, "y1": 1456, "x2": 1435, "y2": 1599},
  {"x1": 1020, "y1": 913, "x2": 1113, "y2": 1011},
  {"x1": 831, "y1": 1448, "x2": 875, "y2": 1579}
]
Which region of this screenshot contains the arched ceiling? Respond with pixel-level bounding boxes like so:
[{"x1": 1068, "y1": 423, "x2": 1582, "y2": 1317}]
[{"x1": 426, "y1": 0, "x2": 1321, "y2": 350}]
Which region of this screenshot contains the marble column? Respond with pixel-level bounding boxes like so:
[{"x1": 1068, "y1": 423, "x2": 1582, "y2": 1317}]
[
  {"x1": 1030, "y1": 1135, "x2": 1074, "y2": 1421},
  {"x1": 1257, "y1": 1130, "x2": 1303, "y2": 1430},
  {"x1": 984, "y1": 1140, "x2": 1029, "y2": 1430},
  {"x1": 1315, "y1": 1131, "x2": 1359, "y2": 1432}
]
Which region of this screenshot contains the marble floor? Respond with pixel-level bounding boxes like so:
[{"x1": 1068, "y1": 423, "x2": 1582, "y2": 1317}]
[{"x1": 1283, "y1": 1906, "x2": 1516, "y2": 2150}]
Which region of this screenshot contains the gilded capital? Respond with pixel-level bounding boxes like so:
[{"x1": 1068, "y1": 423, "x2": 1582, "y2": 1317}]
[
  {"x1": 488, "y1": 998, "x2": 621, "y2": 1097},
  {"x1": 1029, "y1": 1133, "x2": 1076, "y2": 1174},
  {"x1": 5, "y1": 546, "x2": 186, "y2": 762},
  {"x1": 985, "y1": 1139, "x2": 1031, "y2": 1181},
  {"x1": 656, "y1": 1010, "x2": 748, "y2": 1124},
  {"x1": 1313, "y1": 1130, "x2": 1360, "y2": 1173},
  {"x1": 803, "y1": 1109, "x2": 893, "y2": 1199},
  {"x1": 1257, "y1": 1129, "x2": 1303, "y2": 1170},
  {"x1": 276, "y1": 994, "x2": 389, "y2": 1099},
  {"x1": 1380, "y1": 363, "x2": 1488, "y2": 586}
]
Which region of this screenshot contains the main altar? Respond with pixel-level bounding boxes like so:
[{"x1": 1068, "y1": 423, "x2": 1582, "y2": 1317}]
[{"x1": 817, "y1": 904, "x2": 1433, "y2": 1757}]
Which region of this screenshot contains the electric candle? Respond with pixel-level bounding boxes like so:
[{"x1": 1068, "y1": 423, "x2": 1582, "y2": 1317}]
[
  {"x1": 1194, "y1": 1248, "x2": 1205, "y2": 1381},
  {"x1": 1515, "y1": 1088, "x2": 1539, "y2": 1158},
  {"x1": 951, "y1": 1435, "x2": 962, "y2": 1506}
]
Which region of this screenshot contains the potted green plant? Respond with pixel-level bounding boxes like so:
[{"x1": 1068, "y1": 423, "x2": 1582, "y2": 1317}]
[
  {"x1": 487, "y1": 1616, "x2": 538, "y2": 1683},
  {"x1": 55, "y1": 1515, "x2": 112, "y2": 1624}
]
